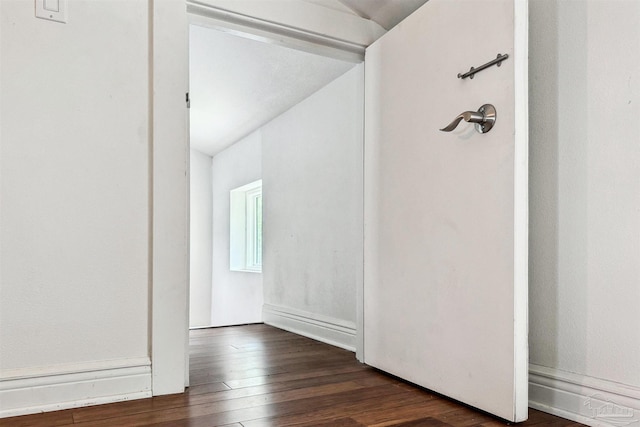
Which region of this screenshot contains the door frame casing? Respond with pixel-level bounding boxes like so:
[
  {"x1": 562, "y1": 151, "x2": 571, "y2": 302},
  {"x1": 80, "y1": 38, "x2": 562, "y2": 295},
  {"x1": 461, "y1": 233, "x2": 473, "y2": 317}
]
[
  {"x1": 151, "y1": 0, "x2": 190, "y2": 395},
  {"x1": 177, "y1": 0, "x2": 374, "y2": 366},
  {"x1": 151, "y1": 0, "x2": 374, "y2": 393}
]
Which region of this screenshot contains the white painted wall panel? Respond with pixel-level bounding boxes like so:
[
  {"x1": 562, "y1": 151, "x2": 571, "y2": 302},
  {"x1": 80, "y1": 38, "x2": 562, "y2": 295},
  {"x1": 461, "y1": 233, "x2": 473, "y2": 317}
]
[
  {"x1": 262, "y1": 65, "x2": 363, "y2": 333},
  {"x1": 0, "y1": 0, "x2": 149, "y2": 370},
  {"x1": 529, "y1": 0, "x2": 640, "y2": 394},
  {"x1": 190, "y1": 150, "x2": 213, "y2": 328}
]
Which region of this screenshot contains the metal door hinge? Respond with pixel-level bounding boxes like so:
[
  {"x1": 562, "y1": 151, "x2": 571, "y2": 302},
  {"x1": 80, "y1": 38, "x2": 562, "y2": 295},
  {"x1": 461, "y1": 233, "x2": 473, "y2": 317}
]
[{"x1": 186, "y1": 92, "x2": 190, "y2": 109}]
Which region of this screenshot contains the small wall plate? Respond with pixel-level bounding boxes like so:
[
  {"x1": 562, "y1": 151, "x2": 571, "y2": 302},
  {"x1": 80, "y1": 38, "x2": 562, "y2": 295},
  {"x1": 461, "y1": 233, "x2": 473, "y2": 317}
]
[{"x1": 35, "y1": 0, "x2": 67, "y2": 24}]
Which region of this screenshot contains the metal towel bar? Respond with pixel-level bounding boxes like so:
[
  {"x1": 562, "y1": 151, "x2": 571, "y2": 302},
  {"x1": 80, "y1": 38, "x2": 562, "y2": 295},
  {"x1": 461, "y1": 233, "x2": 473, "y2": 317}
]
[{"x1": 458, "y1": 54, "x2": 508, "y2": 80}]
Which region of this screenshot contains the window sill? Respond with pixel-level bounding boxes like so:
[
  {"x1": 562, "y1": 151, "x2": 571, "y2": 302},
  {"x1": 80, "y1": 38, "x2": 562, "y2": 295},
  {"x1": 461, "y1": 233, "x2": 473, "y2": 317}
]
[{"x1": 230, "y1": 268, "x2": 262, "y2": 274}]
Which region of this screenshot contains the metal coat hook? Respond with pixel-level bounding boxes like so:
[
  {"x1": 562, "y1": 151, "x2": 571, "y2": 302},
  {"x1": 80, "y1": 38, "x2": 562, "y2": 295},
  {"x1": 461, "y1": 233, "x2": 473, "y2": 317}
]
[
  {"x1": 458, "y1": 54, "x2": 508, "y2": 80},
  {"x1": 440, "y1": 104, "x2": 497, "y2": 134}
]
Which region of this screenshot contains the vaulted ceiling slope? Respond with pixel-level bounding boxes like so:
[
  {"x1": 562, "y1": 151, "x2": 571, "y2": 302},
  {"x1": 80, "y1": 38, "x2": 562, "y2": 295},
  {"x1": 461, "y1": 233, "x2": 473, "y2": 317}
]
[
  {"x1": 332, "y1": 0, "x2": 429, "y2": 30},
  {"x1": 189, "y1": 24, "x2": 356, "y2": 156},
  {"x1": 189, "y1": 0, "x2": 428, "y2": 157}
]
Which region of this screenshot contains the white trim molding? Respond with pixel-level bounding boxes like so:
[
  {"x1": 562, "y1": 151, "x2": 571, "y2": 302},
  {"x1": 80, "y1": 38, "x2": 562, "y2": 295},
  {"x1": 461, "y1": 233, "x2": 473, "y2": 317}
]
[
  {"x1": 0, "y1": 358, "x2": 151, "y2": 418},
  {"x1": 263, "y1": 304, "x2": 356, "y2": 352},
  {"x1": 186, "y1": 0, "x2": 385, "y2": 63},
  {"x1": 151, "y1": 0, "x2": 190, "y2": 395},
  {"x1": 530, "y1": 364, "x2": 640, "y2": 427}
]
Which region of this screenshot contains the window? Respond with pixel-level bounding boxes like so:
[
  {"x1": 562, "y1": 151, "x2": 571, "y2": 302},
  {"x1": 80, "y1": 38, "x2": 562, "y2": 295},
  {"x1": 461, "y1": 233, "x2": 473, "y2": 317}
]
[{"x1": 230, "y1": 180, "x2": 262, "y2": 272}]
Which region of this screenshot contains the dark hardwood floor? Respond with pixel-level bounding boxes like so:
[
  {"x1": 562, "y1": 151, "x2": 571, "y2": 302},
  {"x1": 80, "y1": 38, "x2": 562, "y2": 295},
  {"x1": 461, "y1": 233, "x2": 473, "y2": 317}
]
[{"x1": 1, "y1": 324, "x2": 585, "y2": 426}]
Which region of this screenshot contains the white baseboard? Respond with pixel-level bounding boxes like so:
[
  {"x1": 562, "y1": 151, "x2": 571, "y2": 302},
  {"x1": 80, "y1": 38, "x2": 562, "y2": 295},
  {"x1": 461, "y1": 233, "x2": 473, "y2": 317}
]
[
  {"x1": 263, "y1": 304, "x2": 356, "y2": 352},
  {"x1": 529, "y1": 364, "x2": 640, "y2": 427},
  {"x1": 0, "y1": 357, "x2": 152, "y2": 418}
]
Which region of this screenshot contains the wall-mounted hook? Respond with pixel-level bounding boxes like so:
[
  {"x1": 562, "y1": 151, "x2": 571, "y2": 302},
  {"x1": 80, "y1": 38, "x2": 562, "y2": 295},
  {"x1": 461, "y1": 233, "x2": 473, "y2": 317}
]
[{"x1": 440, "y1": 104, "x2": 496, "y2": 134}]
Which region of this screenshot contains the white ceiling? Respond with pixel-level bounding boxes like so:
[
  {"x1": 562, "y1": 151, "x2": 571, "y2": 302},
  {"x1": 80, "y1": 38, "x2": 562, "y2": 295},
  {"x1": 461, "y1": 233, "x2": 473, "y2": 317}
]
[
  {"x1": 189, "y1": 24, "x2": 356, "y2": 156},
  {"x1": 189, "y1": 0, "x2": 428, "y2": 157}
]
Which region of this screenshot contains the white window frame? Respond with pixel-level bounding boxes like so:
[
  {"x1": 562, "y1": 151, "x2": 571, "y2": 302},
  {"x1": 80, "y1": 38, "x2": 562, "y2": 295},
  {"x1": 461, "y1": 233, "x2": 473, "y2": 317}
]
[
  {"x1": 244, "y1": 186, "x2": 262, "y2": 271},
  {"x1": 230, "y1": 179, "x2": 262, "y2": 273}
]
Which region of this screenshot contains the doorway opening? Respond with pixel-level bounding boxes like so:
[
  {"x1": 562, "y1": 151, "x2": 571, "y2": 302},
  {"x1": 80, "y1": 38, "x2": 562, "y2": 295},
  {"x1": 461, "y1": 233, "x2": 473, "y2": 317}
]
[{"x1": 187, "y1": 8, "x2": 363, "y2": 338}]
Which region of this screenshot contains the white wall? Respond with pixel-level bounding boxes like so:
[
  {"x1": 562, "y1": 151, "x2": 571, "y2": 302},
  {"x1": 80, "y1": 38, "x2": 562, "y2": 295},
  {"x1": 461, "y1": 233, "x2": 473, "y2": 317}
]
[
  {"x1": 262, "y1": 64, "x2": 363, "y2": 350},
  {"x1": 190, "y1": 149, "x2": 213, "y2": 328},
  {"x1": 0, "y1": 0, "x2": 149, "y2": 370},
  {"x1": 210, "y1": 131, "x2": 263, "y2": 326},
  {"x1": 0, "y1": 0, "x2": 151, "y2": 414},
  {"x1": 0, "y1": 0, "x2": 188, "y2": 416},
  {"x1": 528, "y1": 1, "x2": 640, "y2": 424}
]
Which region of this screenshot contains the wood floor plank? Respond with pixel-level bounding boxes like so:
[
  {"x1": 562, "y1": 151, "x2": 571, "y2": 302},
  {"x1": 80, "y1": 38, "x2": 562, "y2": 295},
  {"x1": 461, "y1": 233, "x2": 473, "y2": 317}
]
[
  {"x1": 184, "y1": 381, "x2": 232, "y2": 396},
  {"x1": 240, "y1": 389, "x2": 434, "y2": 427},
  {"x1": 189, "y1": 352, "x2": 352, "y2": 378},
  {"x1": 74, "y1": 370, "x2": 389, "y2": 423},
  {"x1": 0, "y1": 409, "x2": 74, "y2": 427},
  {"x1": 221, "y1": 363, "x2": 368, "y2": 389},
  {"x1": 189, "y1": 345, "x2": 349, "y2": 368},
  {"x1": 425, "y1": 405, "x2": 510, "y2": 427},
  {"x1": 354, "y1": 398, "x2": 468, "y2": 427},
  {"x1": 72, "y1": 376, "x2": 380, "y2": 425},
  {"x1": 1, "y1": 325, "x2": 586, "y2": 427},
  {"x1": 71, "y1": 384, "x2": 408, "y2": 427}
]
